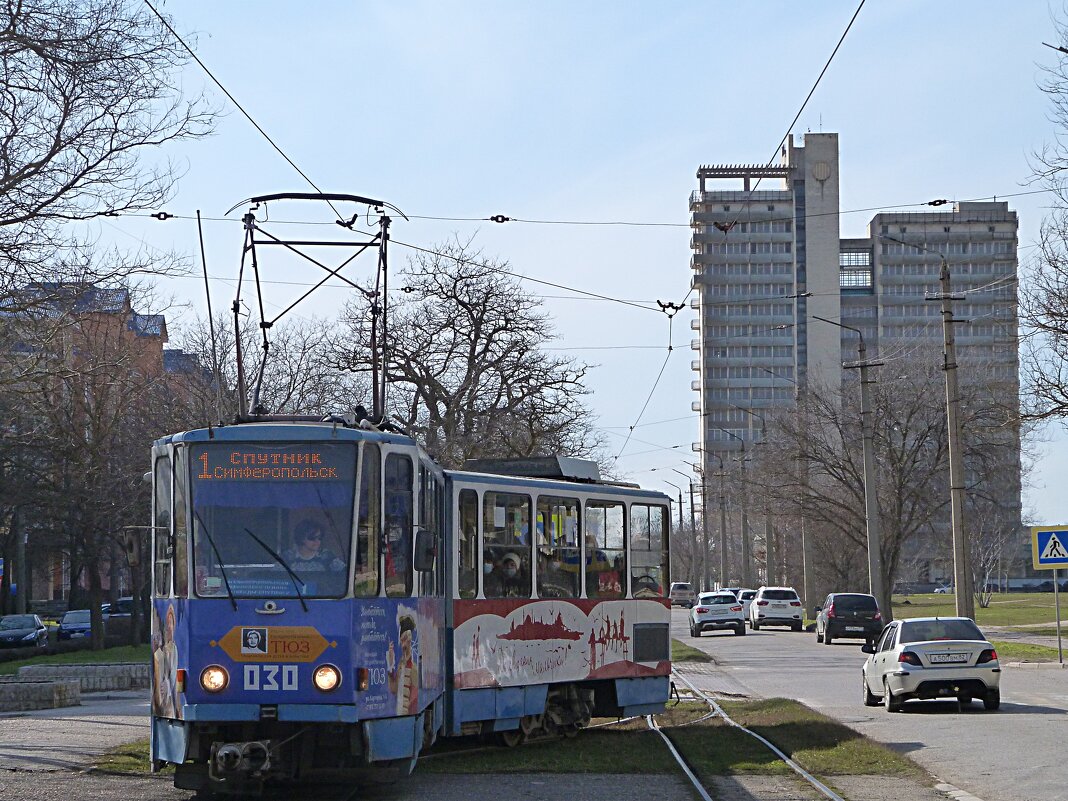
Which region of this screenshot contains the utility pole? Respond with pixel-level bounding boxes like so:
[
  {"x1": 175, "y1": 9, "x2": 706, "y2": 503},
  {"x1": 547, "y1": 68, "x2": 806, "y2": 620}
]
[
  {"x1": 813, "y1": 316, "x2": 889, "y2": 619},
  {"x1": 672, "y1": 469, "x2": 702, "y2": 590},
  {"x1": 930, "y1": 258, "x2": 975, "y2": 619},
  {"x1": 664, "y1": 480, "x2": 688, "y2": 583}
]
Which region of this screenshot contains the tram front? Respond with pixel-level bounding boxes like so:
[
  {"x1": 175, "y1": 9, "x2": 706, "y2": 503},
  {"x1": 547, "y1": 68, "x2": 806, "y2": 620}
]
[{"x1": 149, "y1": 423, "x2": 445, "y2": 795}]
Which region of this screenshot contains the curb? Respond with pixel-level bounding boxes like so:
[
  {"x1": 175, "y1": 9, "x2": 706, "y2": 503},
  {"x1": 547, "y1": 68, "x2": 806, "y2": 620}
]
[
  {"x1": 1004, "y1": 660, "x2": 1067, "y2": 669},
  {"x1": 935, "y1": 781, "x2": 987, "y2": 801}
]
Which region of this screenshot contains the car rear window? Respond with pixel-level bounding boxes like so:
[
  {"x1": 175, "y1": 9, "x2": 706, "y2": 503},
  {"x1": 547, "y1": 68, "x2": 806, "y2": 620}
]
[
  {"x1": 699, "y1": 594, "x2": 736, "y2": 605},
  {"x1": 739, "y1": 591, "x2": 756, "y2": 600},
  {"x1": 833, "y1": 594, "x2": 878, "y2": 611},
  {"x1": 762, "y1": 589, "x2": 798, "y2": 601},
  {"x1": 672, "y1": 583, "x2": 693, "y2": 592},
  {"x1": 899, "y1": 619, "x2": 984, "y2": 643}
]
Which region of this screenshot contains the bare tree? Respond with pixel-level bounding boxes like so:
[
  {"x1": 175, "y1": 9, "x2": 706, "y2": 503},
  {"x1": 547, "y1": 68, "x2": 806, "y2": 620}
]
[
  {"x1": 335, "y1": 239, "x2": 607, "y2": 469},
  {"x1": 753, "y1": 350, "x2": 1020, "y2": 619},
  {"x1": 1024, "y1": 14, "x2": 1068, "y2": 420},
  {"x1": 172, "y1": 312, "x2": 369, "y2": 422},
  {"x1": 0, "y1": 0, "x2": 215, "y2": 307}
]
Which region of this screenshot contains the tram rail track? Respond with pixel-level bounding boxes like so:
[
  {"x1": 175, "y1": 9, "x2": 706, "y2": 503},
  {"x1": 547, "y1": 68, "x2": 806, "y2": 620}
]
[{"x1": 667, "y1": 667, "x2": 847, "y2": 801}]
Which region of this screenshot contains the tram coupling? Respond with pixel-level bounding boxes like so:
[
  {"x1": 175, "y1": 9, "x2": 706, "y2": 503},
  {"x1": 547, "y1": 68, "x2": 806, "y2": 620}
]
[{"x1": 210, "y1": 739, "x2": 273, "y2": 781}]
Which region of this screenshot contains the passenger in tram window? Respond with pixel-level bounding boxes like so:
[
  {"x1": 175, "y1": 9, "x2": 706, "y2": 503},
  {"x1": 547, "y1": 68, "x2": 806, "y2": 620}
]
[
  {"x1": 484, "y1": 551, "x2": 527, "y2": 598},
  {"x1": 538, "y1": 549, "x2": 577, "y2": 598}
]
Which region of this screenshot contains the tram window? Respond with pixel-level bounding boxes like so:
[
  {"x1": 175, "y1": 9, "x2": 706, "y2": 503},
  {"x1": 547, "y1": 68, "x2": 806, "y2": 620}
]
[
  {"x1": 584, "y1": 501, "x2": 625, "y2": 599},
  {"x1": 189, "y1": 443, "x2": 356, "y2": 600},
  {"x1": 631, "y1": 504, "x2": 668, "y2": 598},
  {"x1": 457, "y1": 489, "x2": 478, "y2": 599},
  {"x1": 384, "y1": 453, "x2": 414, "y2": 598},
  {"x1": 153, "y1": 457, "x2": 172, "y2": 597},
  {"x1": 354, "y1": 443, "x2": 380, "y2": 597},
  {"x1": 482, "y1": 492, "x2": 532, "y2": 599},
  {"x1": 173, "y1": 449, "x2": 189, "y2": 598},
  {"x1": 536, "y1": 496, "x2": 579, "y2": 599}
]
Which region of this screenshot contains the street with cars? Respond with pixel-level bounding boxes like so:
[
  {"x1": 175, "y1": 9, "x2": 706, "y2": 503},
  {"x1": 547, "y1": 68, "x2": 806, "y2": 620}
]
[{"x1": 671, "y1": 605, "x2": 1068, "y2": 801}]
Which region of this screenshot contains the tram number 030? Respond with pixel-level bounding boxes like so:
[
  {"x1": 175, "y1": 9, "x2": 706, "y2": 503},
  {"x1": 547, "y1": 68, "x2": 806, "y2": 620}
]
[{"x1": 243, "y1": 664, "x2": 298, "y2": 691}]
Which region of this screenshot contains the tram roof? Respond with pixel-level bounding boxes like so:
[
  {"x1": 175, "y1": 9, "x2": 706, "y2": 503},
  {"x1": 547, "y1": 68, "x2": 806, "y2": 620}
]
[
  {"x1": 444, "y1": 468, "x2": 671, "y2": 501},
  {"x1": 154, "y1": 422, "x2": 419, "y2": 448}
]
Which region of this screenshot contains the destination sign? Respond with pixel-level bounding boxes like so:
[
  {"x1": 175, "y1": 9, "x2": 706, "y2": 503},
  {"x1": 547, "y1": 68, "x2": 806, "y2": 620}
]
[{"x1": 193, "y1": 444, "x2": 354, "y2": 482}]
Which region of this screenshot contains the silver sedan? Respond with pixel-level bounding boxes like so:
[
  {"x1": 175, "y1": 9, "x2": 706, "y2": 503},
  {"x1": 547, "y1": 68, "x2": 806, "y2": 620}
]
[{"x1": 861, "y1": 617, "x2": 1001, "y2": 712}]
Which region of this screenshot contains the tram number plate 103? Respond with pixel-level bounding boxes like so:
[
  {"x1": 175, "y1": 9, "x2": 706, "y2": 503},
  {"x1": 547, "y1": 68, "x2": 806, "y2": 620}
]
[{"x1": 244, "y1": 664, "x2": 299, "y2": 691}]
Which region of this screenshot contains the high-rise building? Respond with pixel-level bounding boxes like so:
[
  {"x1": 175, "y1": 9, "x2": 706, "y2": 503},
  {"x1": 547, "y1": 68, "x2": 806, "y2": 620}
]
[{"x1": 689, "y1": 132, "x2": 1020, "y2": 587}]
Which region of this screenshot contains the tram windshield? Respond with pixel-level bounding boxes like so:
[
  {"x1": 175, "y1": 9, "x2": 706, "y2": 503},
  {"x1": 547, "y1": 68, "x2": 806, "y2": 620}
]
[{"x1": 189, "y1": 442, "x2": 357, "y2": 599}]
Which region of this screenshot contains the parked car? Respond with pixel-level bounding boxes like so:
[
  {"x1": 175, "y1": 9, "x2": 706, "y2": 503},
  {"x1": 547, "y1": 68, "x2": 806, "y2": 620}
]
[
  {"x1": 689, "y1": 591, "x2": 746, "y2": 637},
  {"x1": 815, "y1": 592, "x2": 882, "y2": 646},
  {"x1": 0, "y1": 614, "x2": 49, "y2": 650},
  {"x1": 669, "y1": 582, "x2": 697, "y2": 607},
  {"x1": 102, "y1": 596, "x2": 133, "y2": 617},
  {"x1": 749, "y1": 586, "x2": 803, "y2": 631},
  {"x1": 861, "y1": 617, "x2": 1001, "y2": 712},
  {"x1": 934, "y1": 584, "x2": 953, "y2": 594},
  {"x1": 737, "y1": 589, "x2": 757, "y2": 620},
  {"x1": 58, "y1": 609, "x2": 95, "y2": 640}
]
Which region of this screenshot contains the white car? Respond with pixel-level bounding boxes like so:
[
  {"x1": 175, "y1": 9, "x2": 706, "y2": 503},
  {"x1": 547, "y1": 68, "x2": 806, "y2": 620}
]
[
  {"x1": 689, "y1": 592, "x2": 746, "y2": 637},
  {"x1": 669, "y1": 582, "x2": 697, "y2": 607},
  {"x1": 737, "y1": 589, "x2": 757, "y2": 621},
  {"x1": 861, "y1": 617, "x2": 1001, "y2": 712},
  {"x1": 749, "y1": 586, "x2": 803, "y2": 631}
]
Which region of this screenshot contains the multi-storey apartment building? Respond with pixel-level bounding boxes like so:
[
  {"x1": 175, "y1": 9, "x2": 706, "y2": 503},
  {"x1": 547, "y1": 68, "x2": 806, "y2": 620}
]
[{"x1": 689, "y1": 133, "x2": 1021, "y2": 588}]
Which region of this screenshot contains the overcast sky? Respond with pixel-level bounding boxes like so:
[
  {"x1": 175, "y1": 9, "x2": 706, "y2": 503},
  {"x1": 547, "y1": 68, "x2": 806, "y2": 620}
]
[{"x1": 111, "y1": 1, "x2": 1068, "y2": 521}]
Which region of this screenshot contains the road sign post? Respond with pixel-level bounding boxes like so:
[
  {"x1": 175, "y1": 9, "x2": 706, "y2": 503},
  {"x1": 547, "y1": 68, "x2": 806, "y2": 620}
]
[{"x1": 1030, "y1": 526, "x2": 1068, "y2": 664}]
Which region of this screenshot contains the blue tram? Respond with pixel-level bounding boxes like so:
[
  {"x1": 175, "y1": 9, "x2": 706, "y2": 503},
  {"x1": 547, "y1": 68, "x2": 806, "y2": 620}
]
[{"x1": 149, "y1": 419, "x2": 672, "y2": 795}]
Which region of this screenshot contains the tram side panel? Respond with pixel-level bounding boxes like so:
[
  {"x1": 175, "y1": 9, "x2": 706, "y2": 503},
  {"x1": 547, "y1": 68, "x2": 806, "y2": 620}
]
[{"x1": 447, "y1": 596, "x2": 670, "y2": 735}]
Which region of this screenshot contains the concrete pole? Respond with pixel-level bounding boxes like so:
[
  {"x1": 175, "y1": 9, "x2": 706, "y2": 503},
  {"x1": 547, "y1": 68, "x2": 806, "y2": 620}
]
[
  {"x1": 856, "y1": 337, "x2": 889, "y2": 619},
  {"x1": 739, "y1": 446, "x2": 754, "y2": 588},
  {"x1": 764, "y1": 516, "x2": 775, "y2": 586},
  {"x1": 937, "y1": 259, "x2": 975, "y2": 619},
  {"x1": 14, "y1": 508, "x2": 26, "y2": 614},
  {"x1": 689, "y1": 482, "x2": 703, "y2": 591},
  {"x1": 718, "y1": 478, "x2": 728, "y2": 587}
]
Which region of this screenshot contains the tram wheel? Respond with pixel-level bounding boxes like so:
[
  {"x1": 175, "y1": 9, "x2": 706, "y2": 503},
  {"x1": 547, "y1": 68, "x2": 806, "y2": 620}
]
[
  {"x1": 520, "y1": 713, "x2": 543, "y2": 736},
  {"x1": 499, "y1": 728, "x2": 526, "y2": 748}
]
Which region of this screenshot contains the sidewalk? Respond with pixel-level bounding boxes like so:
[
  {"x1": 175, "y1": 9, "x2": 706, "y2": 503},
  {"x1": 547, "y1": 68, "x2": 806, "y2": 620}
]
[{"x1": 0, "y1": 689, "x2": 148, "y2": 771}]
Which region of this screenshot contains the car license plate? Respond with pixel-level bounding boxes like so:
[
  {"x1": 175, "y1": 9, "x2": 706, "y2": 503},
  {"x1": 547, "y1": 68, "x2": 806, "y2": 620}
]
[
  {"x1": 710, "y1": 609, "x2": 725, "y2": 616},
  {"x1": 929, "y1": 653, "x2": 969, "y2": 663},
  {"x1": 845, "y1": 626, "x2": 863, "y2": 632}
]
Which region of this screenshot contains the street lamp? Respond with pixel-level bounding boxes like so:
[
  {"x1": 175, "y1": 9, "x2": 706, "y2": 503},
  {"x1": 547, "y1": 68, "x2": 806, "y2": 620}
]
[
  {"x1": 731, "y1": 405, "x2": 776, "y2": 585},
  {"x1": 713, "y1": 426, "x2": 753, "y2": 587},
  {"x1": 812, "y1": 314, "x2": 888, "y2": 619},
  {"x1": 761, "y1": 367, "x2": 814, "y2": 615}
]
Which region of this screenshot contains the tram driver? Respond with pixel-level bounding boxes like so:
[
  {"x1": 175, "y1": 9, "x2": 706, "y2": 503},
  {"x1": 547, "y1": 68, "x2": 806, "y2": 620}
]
[{"x1": 284, "y1": 520, "x2": 346, "y2": 592}]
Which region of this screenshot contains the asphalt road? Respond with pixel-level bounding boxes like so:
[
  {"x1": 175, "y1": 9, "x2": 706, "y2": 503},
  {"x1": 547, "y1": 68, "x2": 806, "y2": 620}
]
[{"x1": 672, "y1": 607, "x2": 1068, "y2": 801}]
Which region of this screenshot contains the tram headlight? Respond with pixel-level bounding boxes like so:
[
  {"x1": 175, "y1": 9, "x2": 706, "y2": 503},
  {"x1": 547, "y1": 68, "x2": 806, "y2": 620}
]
[
  {"x1": 313, "y1": 664, "x2": 341, "y2": 692},
  {"x1": 200, "y1": 665, "x2": 229, "y2": 693}
]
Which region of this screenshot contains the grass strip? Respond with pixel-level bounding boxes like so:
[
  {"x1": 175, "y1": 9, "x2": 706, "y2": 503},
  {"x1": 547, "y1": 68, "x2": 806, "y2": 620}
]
[
  {"x1": 0, "y1": 644, "x2": 150, "y2": 675},
  {"x1": 94, "y1": 740, "x2": 161, "y2": 774},
  {"x1": 96, "y1": 698, "x2": 929, "y2": 788},
  {"x1": 991, "y1": 640, "x2": 1062, "y2": 663},
  {"x1": 892, "y1": 593, "x2": 1062, "y2": 627},
  {"x1": 671, "y1": 638, "x2": 714, "y2": 663}
]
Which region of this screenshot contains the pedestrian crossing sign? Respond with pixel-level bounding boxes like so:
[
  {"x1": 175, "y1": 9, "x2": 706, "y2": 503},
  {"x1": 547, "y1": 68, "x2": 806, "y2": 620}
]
[{"x1": 1032, "y1": 526, "x2": 1068, "y2": 570}]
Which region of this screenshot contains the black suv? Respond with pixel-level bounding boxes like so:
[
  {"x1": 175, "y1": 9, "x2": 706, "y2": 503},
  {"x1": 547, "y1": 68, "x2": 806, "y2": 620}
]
[{"x1": 815, "y1": 592, "x2": 881, "y2": 646}]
